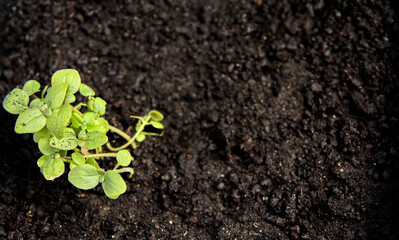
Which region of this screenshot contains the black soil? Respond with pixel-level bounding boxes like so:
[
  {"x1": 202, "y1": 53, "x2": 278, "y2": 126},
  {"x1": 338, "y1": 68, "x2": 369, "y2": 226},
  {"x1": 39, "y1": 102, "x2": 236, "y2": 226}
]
[{"x1": 1, "y1": 0, "x2": 399, "y2": 239}]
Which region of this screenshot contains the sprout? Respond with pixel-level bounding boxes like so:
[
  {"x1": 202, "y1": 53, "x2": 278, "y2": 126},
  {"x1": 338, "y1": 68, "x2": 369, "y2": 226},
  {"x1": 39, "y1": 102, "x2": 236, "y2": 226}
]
[{"x1": 2, "y1": 69, "x2": 164, "y2": 199}]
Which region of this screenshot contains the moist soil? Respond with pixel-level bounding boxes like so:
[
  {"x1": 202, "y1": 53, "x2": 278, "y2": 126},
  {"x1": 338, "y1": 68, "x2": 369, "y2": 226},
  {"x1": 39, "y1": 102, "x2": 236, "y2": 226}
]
[{"x1": 0, "y1": 0, "x2": 399, "y2": 239}]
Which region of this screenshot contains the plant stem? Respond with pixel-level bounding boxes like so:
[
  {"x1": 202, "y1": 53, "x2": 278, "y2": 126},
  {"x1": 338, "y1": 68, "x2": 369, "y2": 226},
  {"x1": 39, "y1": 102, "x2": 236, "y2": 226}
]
[
  {"x1": 69, "y1": 104, "x2": 83, "y2": 117},
  {"x1": 116, "y1": 167, "x2": 134, "y2": 178},
  {"x1": 84, "y1": 152, "x2": 117, "y2": 158},
  {"x1": 108, "y1": 125, "x2": 136, "y2": 149},
  {"x1": 108, "y1": 116, "x2": 151, "y2": 151},
  {"x1": 60, "y1": 158, "x2": 73, "y2": 164},
  {"x1": 74, "y1": 103, "x2": 86, "y2": 110},
  {"x1": 69, "y1": 104, "x2": 136, "y2": 150},
  {"x1": 143, "y1": 132, "x2": 164, "y2": 136}
]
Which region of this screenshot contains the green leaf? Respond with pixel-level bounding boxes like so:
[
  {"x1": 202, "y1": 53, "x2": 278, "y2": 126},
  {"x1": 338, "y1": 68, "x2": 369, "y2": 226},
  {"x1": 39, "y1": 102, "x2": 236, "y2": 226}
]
[
  {"x1": 50, "y1": 128, "x2": 78, "y2": 150},
  {"x1": 88, "y1": 97, "x2": 106, "y2": 115},
  {"x1": 38, "y1": 137, "x2": 57, "y2": 155},
  {"x1": 83, "y1": 112, "x2": 95, "y2": 123},
  {"x1": 78, "y1": 130, "x2": 86, "y2": 140},
  {"x1": 71, "y1": 152, "x2": 85, "y2": 165},
  {"x1": 78, "y1": 139, "x2": 85, "y2": 147},
  {"x1": 37, "y1": 155, "x2": 50, "y2": 168},
  {"x1": 59, "y1": 150, "x2": 67, "y2": 157},
  {"x1": 70, "y1": 117, "x2": 80, "y2": 129},
  {"x1": 64, "y1": 93, "x2": 76, "y2": 104},
  {"x1": 43, "y1": 157, "x2": 65, "y2": 180},
  {"x1": 30, "y1": 98, "x2": 43, "y2": 109},
  {"x1": 97, "y1": 118, "x2": 109, "y2": 131},
  {"x1": 2, "y1": 88, "x2": 29, "y2": 114},
  {"x1": 33, "y1": 126, "x2": 52, "y2": 143},
  {"x1": 97, "y1": 169, "x2": 106, "y2": 183},
  {"x1": 70, "y1": 162, "x2": 78, "y2": 170},
  {"x1": 136, "y1": 133, "x2": 146, "y2": 142},
  {"x1": 46, "y1": 104, "x2": 72, "y2": 138},
  {"x1": 150, "y1": 120, "x2": 164, "y2": 129},
  {"x1": 45, "y1": 83, "x2": 68, "y2": 109},
  {"x1": 116, "y1": 150, "x2": 133, "y2": 167},
  {"x1": 102, "y1": 170, "x2": 126, "y2": 199},
  {"x1": 86, "y1": 124, "x2": 102, "y2": 133},
  {"x1": 79, "y1": 83, "x2": 95, "y2": 97},
  {"x1": 15, "y1": 108, "x2": 46, "y2": 133},
  {"x1": 86, "y1": 117, "x2": 109, "y2": 133},
  {"x1": 72, "y1": 112, "x2": 83, "y2": 123},
  {"x1": 43, "y1": 108, "x2": 52, "y2": 117},
  {"x1": 70, "y1": 113, "x2": 82, "y2": 128},
  {"x1": 86, "y1": 157, "x2": 100, "y2": 169},
  {"x1": 149, "y1": 110, "x2": 164, "y2": 121},
  {"x1": 51, "y1": 69, "x2": 81, "y2": 94},
  {"x1": 84, "y1": 131, "x2": 108, "y2": 150},
  {"x1": 68, "y1": 164, "x2": 100, "y2": 190},
  {"x1": 22, "y1": 80, "x2": 41, "y2": 96}
]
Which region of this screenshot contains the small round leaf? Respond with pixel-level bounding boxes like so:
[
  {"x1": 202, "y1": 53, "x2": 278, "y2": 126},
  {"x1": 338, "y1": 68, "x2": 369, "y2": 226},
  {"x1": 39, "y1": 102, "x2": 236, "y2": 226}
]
[
  {"x1": 46, "y1": 104, "x2": 72, "y2": 138},
  {"x1": 136, "y1": 133, "x2": 146, "y2": 142},
  {"x1": 116, "y1": 150, "x2": 132, "y2": 167},
  {"x1": 83, "y1": 112, "x2": 96, "y2": 123},
  {"x1": 149, "y1": 110, "x2": 164, "y2": 121},
  {"x1": 71, "y1": 152, "x2": 85, "y2": 165},
  {"x1": 150, "y1": 120, "x2": 164, "y2": 129},
  {"x1": 37, "y1": 155, "x2": 50, "y2": 168},
  {"x1": 84, "y1": 131, "x2": 108, "y2": 150},
  {"x1": 102, "y1": 170, "x2": 126, "y2": 199},
  {"x1": 38, "y1": 137, "x2": 57, "y2": 155},
  {"x1": 3, "y1": 88, "x2": 29, "y2": 114},
  {"x1": 51, "y1": 69, "x2": 81, "y2": 94},
  {"x1": 43, "y1": 157, "x2": 65, "y2": 181},
  {"x1": 88, "y1": 97, "x2": 106, "y2": 116},
  {"x1": 79, "y1": 83, "x2": 95, "y2": 97},
  {"x1": 33, "y1": 126, "x2": 52, "y2": 143},
  {"x1": 64, "y1": 93, "x2": 76, "y2": 104},
  {"x1": 45, "y1": 83, "x2": 68, "y2": 109},
  {"x1": 22, "y1": 80, "x2": 41, "y2": 96},
  {"x1": 68, "y1": 164, "x2": 100, "y2": 190},
  {"x1": 15, "y1": 108, "x2": 46, "y2": 134},
  {"x1": 50, "y1": 128, "x2": 78, "y2": 150}
]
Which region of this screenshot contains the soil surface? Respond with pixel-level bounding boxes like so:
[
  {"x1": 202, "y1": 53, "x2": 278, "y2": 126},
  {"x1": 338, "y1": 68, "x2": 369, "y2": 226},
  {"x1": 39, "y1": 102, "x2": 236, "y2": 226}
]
[{"x1": 1, "y1": 0, "x2": 399, "y2": 239}]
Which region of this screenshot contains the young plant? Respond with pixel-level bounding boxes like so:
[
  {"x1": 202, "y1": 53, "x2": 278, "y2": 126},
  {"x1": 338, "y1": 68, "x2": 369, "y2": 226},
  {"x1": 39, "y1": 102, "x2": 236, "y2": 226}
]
[{"x1": 2, "y1": 69, "x2": 164, "y2": 199}]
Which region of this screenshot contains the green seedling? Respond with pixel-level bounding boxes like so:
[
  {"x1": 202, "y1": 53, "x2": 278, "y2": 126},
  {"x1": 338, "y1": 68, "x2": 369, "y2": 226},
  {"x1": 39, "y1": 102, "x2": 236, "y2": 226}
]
[{"x1": 2, "y1": 69, "x2": 164, "y2": 199}]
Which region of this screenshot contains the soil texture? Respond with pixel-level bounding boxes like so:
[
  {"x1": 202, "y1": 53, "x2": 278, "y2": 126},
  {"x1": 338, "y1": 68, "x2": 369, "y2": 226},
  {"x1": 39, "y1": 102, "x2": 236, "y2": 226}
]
[{"x1": 0, "y1": 0, "x2": 399, "y2": 239}]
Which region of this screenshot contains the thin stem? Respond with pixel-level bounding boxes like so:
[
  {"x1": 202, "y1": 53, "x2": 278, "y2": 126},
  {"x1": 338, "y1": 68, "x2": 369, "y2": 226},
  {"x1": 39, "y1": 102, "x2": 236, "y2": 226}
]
[
  {"x1": 74, "y1": 103, "x2": 86, "y2": 110},
  {"x1": 69, "y1": 104, "x2": 83, "y2": 117},
  {"x1": 142, "y1": 132, "x2": 164, "y2": 136},
  {"x1": 69, "y1": 104, "x2": 136, "y2": 150},
  {"x1": 106, "y1": 142, "x2": 120, "y2": 152},
  {"x1": 84, "y1": 152, "x2": 117, "y2": 158},
  {"x1": 116, "y1": 167, "x2": 134, "y2": 178},
  {"x1": 113, "y1": 163, "x2": 120, "y2": 170},
  {"x1": 60, "y1": 158, "x2": 73, "y2": 164},
  {"x1": 108, "y1": 125, "x2": 136, "y2": 149},
  {"x1": 109, "y1": 116, "x2": 151, "y2": 151}
]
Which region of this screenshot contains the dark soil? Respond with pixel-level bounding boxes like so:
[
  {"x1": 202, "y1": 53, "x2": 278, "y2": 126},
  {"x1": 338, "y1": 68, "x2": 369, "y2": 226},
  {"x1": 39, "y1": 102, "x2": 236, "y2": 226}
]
[{"x1": 1, "y1": 0, "x2": 399, "y2": 239}]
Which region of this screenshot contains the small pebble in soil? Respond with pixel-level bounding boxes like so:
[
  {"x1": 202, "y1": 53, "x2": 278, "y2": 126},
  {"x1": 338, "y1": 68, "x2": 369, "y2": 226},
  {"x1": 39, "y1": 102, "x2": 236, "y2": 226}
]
[
  {"x1": 216, "y1": 182, "x2": 225, "y2": 190},
  {"x1": 310, "y1": 83, "x2": 322, "y2": 92}
]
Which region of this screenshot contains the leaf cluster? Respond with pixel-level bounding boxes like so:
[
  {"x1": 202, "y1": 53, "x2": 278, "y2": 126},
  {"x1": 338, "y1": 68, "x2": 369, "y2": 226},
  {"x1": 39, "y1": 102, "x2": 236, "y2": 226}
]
[{"x1": 2, "y1": 69, "x2": 164, "y2": 199}]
